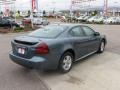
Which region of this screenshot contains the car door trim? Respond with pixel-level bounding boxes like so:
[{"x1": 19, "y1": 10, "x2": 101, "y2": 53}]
[{"x1": 75, "y1": 51, "x2": 97, "y2": 61}]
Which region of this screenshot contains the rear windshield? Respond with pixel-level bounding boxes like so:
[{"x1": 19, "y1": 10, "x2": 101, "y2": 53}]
[{"x1": 28, "y1": 25, "x2": 66, "y2": 38}]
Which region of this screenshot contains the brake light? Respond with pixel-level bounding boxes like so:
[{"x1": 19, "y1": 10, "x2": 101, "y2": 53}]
[{"x1": 35, "y1": 42, "x2": 49, "y2": 54}]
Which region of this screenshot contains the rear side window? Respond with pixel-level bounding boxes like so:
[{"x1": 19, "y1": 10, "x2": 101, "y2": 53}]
[
  {"x1": 28, "y1": 25, "x2": 66, "y2": 38},
  {"x1": 1, "y1": 19, "x2": 9, "y2": 24},
  {"x1": 3, "y1": 17, "x2": 9, "y2": 19},
  {"x1": 82, "y1": 26, "x2": 95, "y2": 36},
  {"x1": 70, "y1": 27, "x2": 85, "y2": 37},
  {"x1": 0, "y1": 20, "x2": 2, "y2": 24}
]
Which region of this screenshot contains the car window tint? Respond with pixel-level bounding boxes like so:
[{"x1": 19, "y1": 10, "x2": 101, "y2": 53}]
[
  {"x1": 70, "y1": 27, "x2": 85, "y2": 37},
  {"x1": 0, "y1": 20, "x2": 2, "y2": 24},
  {"x1": 82, "y1": 26, "x2": 95, "y2": 36},
  {"x1": 1, "y1": 19, "x2": 9, "y2": 24},
  {"x1": 3, "y1": 17, "x2": 9, "y2": 19},
  {"x1": 28, "y1": 25, "x2": 66, "y2": 38}
]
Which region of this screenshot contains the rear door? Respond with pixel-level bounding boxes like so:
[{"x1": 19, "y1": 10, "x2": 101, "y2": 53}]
[
  {"x1": 69, "y1": 26, "x2": 91, "y2": 59},
  {"x1": 81, "y1": 26, "x2": 100, "y2": 54}
]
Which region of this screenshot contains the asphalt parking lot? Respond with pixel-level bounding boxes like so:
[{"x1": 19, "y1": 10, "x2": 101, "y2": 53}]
[{"x1": 0, "y1": 24, "x2": 120, "y2": 90}]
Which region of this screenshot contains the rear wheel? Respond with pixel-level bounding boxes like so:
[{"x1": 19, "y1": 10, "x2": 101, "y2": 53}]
[
  {"x1": 98, "y1": 41, "x2": 105, "y2": 53},
  {"x1": 59, "y1": 52, "x2": 74, "y2": 73},
  {"x1": 12, "y1": 25, "x2": 17, "y2": 30}
]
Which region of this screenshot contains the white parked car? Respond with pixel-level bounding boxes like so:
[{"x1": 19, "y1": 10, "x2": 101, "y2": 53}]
[
  {"x1": 22, "y1": 16, "x2": 49, "y2": 26},
  {"x1": 104, "y1": 17, "x2": 120, "y2": 24},
  {"x1": 33, "y1": 12, "x2": 43, "y2": 17},
  {"x1": 20, "y1": 12, "x2": 29, "y2": 17},
  {"x1": 94, "y1": 16, "x2": 107, "y2": 23},
  {"x1": 77, "y1": 16, "x2": 85, "y2": 21},
  {"x1": 83, "y1": 16, "x2": 91, "y2": 21},
  {"x1": 33, "y1": 17, "x2": 43, "y2": 25},
  {"x1": 33, "y1": 17, "x2": 49, "y2": 25},
  {"x1": 87, "y1": 16, "x2": 98, "y2": 23}
]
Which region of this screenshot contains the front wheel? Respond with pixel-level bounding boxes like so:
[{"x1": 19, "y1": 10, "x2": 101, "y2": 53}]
[
  {"x1": 59, "y1": 52, "x2": 74, "y2": 73},
  {"x1": 98, "y1": 41, "x2": 105, "y2": 53},
  {"x1": 12, "y1": 25, "x2": 17, "y2": 30}
]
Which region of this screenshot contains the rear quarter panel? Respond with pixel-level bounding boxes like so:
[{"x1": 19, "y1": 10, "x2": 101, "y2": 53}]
[{"x1": 42, "y1": 38, "x2": 74, "y2": 68}]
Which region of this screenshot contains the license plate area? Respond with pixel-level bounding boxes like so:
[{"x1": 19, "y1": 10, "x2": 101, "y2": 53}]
[
  {"x1": 18, "y1": 48, "x2": 25, "y2": 55},
  {"x1": 15, "y1": 44, "x2": 27, "y2": 55}
]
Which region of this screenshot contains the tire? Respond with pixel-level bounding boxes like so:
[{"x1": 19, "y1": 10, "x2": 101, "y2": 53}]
[
  {"x1": 12, "y1": 25, "x2": 17, "y2": 30},
  {"x1": 59, "y1": 52, "x2": 74, "y2": 73},
  {"x1": 98, "y1": 41, "x2": 105, "y2": 53},
  {"x1": 110, "y1": 21, "x2": 112, "y2": 24}
]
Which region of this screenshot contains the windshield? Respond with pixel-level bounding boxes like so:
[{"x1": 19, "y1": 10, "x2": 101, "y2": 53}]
[
  {"x1": 94, "y1": 16, "x2": 101, "y2": 19},
  {"x1": 28, "y1": 25, "x2": 66, "y2": 38},
  {"x1": 90, "y1": 16, "x2": 97, "y2": 19},
  {"x1": 3, "y1": 17, "x2": 11, "y2": 19},
  {"x1": 108, "y1": 17, "x2": 116, "y2": 20}
]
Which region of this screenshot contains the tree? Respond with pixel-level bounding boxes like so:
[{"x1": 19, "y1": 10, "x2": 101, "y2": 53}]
[
  {"x1": 28, "y1": 10, "x2": 31, "y2": 16},
  {"x1": 91, "y1": 10, "x2": 98, "y2": 16},
  {"x1": 43, "y1": 10, "x2": 46, "y2": 17},
  {"x1": 0, "y1": 11, "x2": 3, "y2": 14},
  {"x1": 18, "y1": 10, "x2": 20, "y2": 14}
]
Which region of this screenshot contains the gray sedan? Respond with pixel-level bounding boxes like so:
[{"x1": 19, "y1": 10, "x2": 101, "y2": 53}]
[{"x1": 9, "y1": 24, "x2": 107, "y2": 73}]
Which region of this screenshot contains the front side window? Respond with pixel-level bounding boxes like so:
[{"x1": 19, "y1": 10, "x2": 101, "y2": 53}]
[
  {"x1": 82, "y1": 26, "x2": 95, "y2": 36},
  {"x1": 1, "y1": 19, "x2": 9, "y2": 24},
  {"x1": 70, "y1": 27, "x2": 85, "y2": 37}
]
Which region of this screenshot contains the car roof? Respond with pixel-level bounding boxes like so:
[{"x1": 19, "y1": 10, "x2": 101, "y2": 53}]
[{"x1": 50, "y1": 23, "x2": 87, "y2": 28}]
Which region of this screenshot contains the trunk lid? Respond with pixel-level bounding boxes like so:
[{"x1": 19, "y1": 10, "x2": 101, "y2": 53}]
[
  {"x1": 14, "y1": 36, "x2": 39, "y2": 45},
  {"x1": 12, "y1": 36, "x2": 41, "y2": 59}
]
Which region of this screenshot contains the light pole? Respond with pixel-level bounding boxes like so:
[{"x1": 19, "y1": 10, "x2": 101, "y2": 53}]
[
  {"x1": 31, "y1": 0, "x2": 34, "y2": 29},
  {"x1": 13, "y1": 0, "x2": 16, "y2": 22},
  {"x1": 104, "y1": 0, "x2": 108, "y2": 17},
  {"x1": 52, "y1": 1, "x2": 55, "y2": 13},
  {"x1": 113, "y1": 2, "x2": 118, "y2": 16}
]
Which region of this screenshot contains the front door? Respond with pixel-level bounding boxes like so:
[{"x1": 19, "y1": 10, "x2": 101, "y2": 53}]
[
  {"x1": 69, "y1": 26, "x2": 92, "y2": 59},
  {"x1": 81, "y1": 26, "x2": 100, "y2": 54}
]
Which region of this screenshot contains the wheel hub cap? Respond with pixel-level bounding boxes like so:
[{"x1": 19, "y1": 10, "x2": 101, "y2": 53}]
[{"x1": 63, "y1": 55, "x2": 72, "y2": 71}]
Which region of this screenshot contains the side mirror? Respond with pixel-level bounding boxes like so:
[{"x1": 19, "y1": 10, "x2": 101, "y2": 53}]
[{"x1": 94, "y1": 32, "x2": 100, "y2": 36}]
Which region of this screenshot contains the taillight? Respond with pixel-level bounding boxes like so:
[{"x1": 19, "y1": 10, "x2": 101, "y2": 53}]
[{"x1": 35, "y1": 42, "x2": 49, "y2": 54}]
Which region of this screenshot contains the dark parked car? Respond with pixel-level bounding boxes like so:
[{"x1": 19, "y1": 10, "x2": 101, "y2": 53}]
[
  {"x1": 9, "y1": 24, "x2": 107, "y2": 73},
  {"x1": 0, "y1": 18, "x2": 19, "y2": 28},
  {"x1": 2, "y1": 17, "x2": 15, "y2": 22}
]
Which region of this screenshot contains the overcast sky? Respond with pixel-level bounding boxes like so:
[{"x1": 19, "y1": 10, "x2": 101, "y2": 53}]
[
  {"x1": 14, "y1": 0, "x2": 71, "y2": 11},
  {"x1": 1, "y1": 0, "x2": 120, "y2": 11}
]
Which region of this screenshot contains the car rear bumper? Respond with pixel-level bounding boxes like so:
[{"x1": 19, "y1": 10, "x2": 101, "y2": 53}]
[{"x1": 9, "y1": 52, "x2": 48, "y2": 69}]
